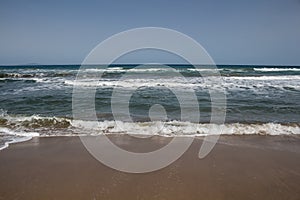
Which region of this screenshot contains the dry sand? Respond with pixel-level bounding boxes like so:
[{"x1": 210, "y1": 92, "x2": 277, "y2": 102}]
[{"x1": 0, "y1": 135, "x2": 300, "y2": 200}]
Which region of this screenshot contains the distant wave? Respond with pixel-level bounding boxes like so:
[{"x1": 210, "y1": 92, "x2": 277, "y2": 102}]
[
  {"x1": 0, "y1": 73, "x2": 35, "y2": 78},
  {"x1": 64, "y1": 78, "x2": 200, "y2": 89},
  {"x1": 2, "y1": 73, "x2": 300, "y2": 94},
  {"x1": 2, "y1": 67, "x2": 300, "y2": 82},
  {"x1": 84, "y1": 67, "x2": 177, "y2": 73},
  {"x1": 254, "y1": 68, "x2": 300, "y2": 72},
  {"x1": 228, "y1": 75, "x2": 300, "y2": 80},
  {"x1": 65, "y1": 76, "x2": 300, "y2": 92}
]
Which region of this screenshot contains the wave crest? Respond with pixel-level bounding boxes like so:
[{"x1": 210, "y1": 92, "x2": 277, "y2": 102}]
[{"x1": 0, "y1": 114, "x2": 299, "y2": 137}]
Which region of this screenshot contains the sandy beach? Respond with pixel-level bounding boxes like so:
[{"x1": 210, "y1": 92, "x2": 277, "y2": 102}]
[
  {"x1": 1, "y1": 0, "x2": 300, "y2": 199},
  {"x1": 0, "y1": 135, "x2": 299, "y2": 200}
]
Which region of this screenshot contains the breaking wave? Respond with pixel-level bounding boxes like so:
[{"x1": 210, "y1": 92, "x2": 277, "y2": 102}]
[{"x1": 0, "y1": 113, "x2": 299, "y2": 150}]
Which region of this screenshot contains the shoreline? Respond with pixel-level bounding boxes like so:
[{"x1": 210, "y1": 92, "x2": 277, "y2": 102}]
[
  {"x1": 0, "y1": 135, "x2": 300, "y2": 199},
  {"x1": 1, "y1": 133, "x2": 300, "y2": 152}
]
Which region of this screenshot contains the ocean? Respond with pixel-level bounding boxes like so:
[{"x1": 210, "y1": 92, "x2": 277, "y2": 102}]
[{"x1": 0, "y1": 65, "x2": 299, "y2": 149}]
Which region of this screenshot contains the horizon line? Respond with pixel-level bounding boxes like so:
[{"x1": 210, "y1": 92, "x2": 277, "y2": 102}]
[{"x1": 1, "y1": 63, "x2": 300, "y2": 67}]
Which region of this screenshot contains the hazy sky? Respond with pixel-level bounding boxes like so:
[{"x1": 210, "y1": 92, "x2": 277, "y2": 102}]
[{"x1": 0, "y1": 0, "x2": 299, "y2": 65}]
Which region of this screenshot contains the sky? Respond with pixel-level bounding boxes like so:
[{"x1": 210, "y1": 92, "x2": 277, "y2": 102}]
[{"x1": 0, "y1": 0, "x2": 300, "y2": 65}]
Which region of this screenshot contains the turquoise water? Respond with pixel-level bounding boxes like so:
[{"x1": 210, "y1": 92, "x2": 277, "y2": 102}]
[{"x1": 0, "y1": 65, "x2": 299, "y2": 148}]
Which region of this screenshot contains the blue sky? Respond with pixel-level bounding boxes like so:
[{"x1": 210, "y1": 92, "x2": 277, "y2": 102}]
[{"x1": 0, "y1": 0, "x2": 299, "y2": 65}]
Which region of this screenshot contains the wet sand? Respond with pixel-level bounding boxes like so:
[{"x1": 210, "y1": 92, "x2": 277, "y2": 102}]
[{"x1": 0, "y1": 135, "x2": 300, "y2": 200}]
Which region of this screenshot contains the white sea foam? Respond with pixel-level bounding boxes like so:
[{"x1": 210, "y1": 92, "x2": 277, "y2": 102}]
[
  {"x1": 0, "y1": 127, "x2": 40, "y2": 137},
  {"x1": 0, "y1": 127, "x2": 39, "y2": 150},
  {"x1": 70, "y1": 120, "x2": 300, "y2": 136},
  {"x1": 0, "y1": 136, "x2": 33, "y2": 151}
]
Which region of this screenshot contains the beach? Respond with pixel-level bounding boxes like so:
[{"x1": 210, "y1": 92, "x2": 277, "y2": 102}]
[
  {"x1": 1, "y1": 135, "x2": 299, "y2": 200},
  {"x1": 1, "y1": 0, "x2": 300, "y2": 199}
]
